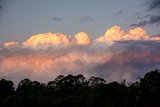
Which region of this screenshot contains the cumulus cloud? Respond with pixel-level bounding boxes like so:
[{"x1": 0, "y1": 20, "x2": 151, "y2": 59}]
[
  {"x1": 23, "y1": 32, "x2": 71, "y2": 48},
  {"x1": 4, "y1": 41, "x2": 19, "y2": 47},
  {"x1": 23, "y1": 32, "x2": 92, "y2": 48},
  {"x1": 96, "y1": 26, "x2": 160, "y2": 42},
  {"x1": 1, "y1": 26, "x2": 160, "y2": 86},
  {"x1": 74, "y1": 32, "x2": 91, "y2": 45},
  {"x1": 0, "y1": 46, "x2": 112, "y2": 85}
]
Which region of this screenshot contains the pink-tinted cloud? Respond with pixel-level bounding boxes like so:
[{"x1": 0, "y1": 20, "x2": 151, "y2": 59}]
[
  {"x1": 1, "y1": 26, "x2": 160, "y2": 86},
  {"x1": 4, "y1": 41, "x2": 19, "y2": 47}
]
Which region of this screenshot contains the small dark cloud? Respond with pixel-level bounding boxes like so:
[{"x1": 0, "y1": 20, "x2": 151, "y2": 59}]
[
  {"x1": 146, "y1": 0, "x2": 160, "y2": 11},
  {"x1": 0, "y1": 5, "x2": 3, "y2": 11},
  {"x1": 114, "y1": 10, "x2": 124, "y2": 16},
  {"x1": 136, "y1": 14, "x2": 151, "y2": 20},
  {"x1": 130, "y1": 15, "x2": 160, "y2": 27},
  {"x1": 144, "y1": 14, "x2": 152, "y2": 18},
  {"x1": 0, "y1": 0, "x2": 10, "y2": 11},
  {"x1": 78, "y1": 16, "x2": 92, "y2": 24},
  {"x1": 51, "y1": 17, "x2": 63, "y2": 22},
  {"x1": 149, "y1": 15, "x2": 160, "y2": 24},
  {"x1": 131, "y1": 0, "x2": 160, "y2": 27},
  {"x1": 130, "y1": 20, "x2": 148, "y2": 27}
]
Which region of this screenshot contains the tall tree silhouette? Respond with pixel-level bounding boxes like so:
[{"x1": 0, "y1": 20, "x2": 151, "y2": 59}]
[
  {"x1": 0, "y1": 79, "x2": 14, "y2": 107},
  {"x1": 139, "y1": 70, "x2": 160, "y2": 107},
  {"x1": 1, "y1": 70, "x2": 160, "y2": 107}
]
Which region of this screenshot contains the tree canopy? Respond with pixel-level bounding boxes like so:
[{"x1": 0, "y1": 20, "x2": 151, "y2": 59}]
[{"x1": 0, "y1": 70, "x2": 160, "y2": 107}]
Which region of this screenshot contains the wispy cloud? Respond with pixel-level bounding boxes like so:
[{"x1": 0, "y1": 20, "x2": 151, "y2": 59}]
[
  {"x1": 131, "y1": 15, "x2": 160, "y2": 27},
  {"x1": 131, "y1": 0, "x2": 160, "y2": 27},
  {"x1": 146, "y1": 0, "x2": 160, "y2": 11},
  {"x1": 0, "y1": 5, "x2": 3, "y2": 11},
  {"x1": 78, "y1": 16, "x2": 92, "y2": 24},
  {"x1": 114, "y1": 10, "x2": 124, "y2": 16},
  {"x1": 130, "y1": 20, "x2": 148, "y2": 27},
  {"x1": 51, "y1": 17, "x2": 63, "y2": 22}
]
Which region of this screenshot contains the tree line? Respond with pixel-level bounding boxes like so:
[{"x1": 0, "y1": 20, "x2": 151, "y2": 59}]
[{"x1": 0, "y1": 70, "x2": 160, "y2": 107}]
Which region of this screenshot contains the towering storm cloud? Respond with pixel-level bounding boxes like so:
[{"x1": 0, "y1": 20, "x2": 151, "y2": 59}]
[{"x1": 1, "y1": 26, "x2": 160, "y2": 85}]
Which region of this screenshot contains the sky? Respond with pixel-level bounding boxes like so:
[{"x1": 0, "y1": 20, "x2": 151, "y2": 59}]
[
  {"x1": 0, "y1": 0, "x2": 160, "y2": 85},
  {"x1": 0, "y1": 0, "x2": 160, "y2": 43}
]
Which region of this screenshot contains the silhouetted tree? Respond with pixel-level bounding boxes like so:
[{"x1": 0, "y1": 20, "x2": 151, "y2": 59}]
[
  {"x1": 139, "y1": 70, "x2": 160, "y2": 107},
  {"x1": 127, "y1": 81, "x2": 140, "y2": 107},
  {"x1": 11, "y1": 78, "x2": 45, "y2": 107},
  {"x1": 0, "y1": 79, "x2": 14, "y2": 107},
  {"x1": 1, "y1": 70, "x2": 160, "y2": 107},
  {"x1": 88, "y1": 76, "x2": 106, "y2": 87}
]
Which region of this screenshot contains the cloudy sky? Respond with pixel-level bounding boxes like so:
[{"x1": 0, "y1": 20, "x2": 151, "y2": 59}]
[
  {"x1": 0, "y1": 0, "x2": 160, "y2": 85},
  {"x1": 0, "y1": 0, "x2": 160, "y2": 43}
]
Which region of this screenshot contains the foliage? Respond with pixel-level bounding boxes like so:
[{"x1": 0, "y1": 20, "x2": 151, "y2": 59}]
[{"x1": 0, "y1": 70, "x2": 160, "y2": 107}]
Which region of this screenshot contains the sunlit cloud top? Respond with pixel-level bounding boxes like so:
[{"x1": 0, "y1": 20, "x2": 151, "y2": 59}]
[
  {"x1": 3, "y1": 26, "x2": 160, "y2": 48},
  {"x1": 1, "y1": 26, "x2": 160, "y2": 86}
]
